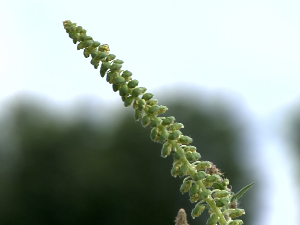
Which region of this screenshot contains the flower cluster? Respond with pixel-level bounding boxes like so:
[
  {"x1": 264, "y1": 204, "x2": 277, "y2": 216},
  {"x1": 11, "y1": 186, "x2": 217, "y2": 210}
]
[{"x1": 63, "y1": 20, "x2": 253, "y2": 225}]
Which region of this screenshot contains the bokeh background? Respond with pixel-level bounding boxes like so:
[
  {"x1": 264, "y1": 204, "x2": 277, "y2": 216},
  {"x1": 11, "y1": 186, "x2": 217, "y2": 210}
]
[{"x1": 1, "y1": 1, "x2": 300, "y2": 224}]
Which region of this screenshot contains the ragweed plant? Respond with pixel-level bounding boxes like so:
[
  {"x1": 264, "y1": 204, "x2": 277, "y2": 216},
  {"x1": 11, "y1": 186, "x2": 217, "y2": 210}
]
[{"x1": 62, "y1": 20, "x2": 253, "y2": 225}]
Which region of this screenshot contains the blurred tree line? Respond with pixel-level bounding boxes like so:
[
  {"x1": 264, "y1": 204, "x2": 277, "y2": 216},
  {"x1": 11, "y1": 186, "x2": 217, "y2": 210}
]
[
  {"x1": 0, "y1": 92, "x2": 255, "y2": 224},
  {"x1": 286, "y1": 105, "x2": 300, "y2": 222}
]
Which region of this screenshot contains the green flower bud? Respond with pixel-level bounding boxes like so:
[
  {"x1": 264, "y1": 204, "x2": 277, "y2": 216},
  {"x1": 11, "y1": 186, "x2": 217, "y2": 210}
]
[
  {"x1": 121, "y1": 96, "x2": 126, "y2": 102},
  {"x1": 134, "y1": 109, "x2": 142, "y2": 121},
  {"x1": 128, "y1": 79, "x2": 139, "y2": 88},
  {"x1": 90, "y1": 58, "x2": 99, "y2": 66},
  {"x1": 142, "y1": 93, "x2": 154, "y2": 101},
  {"x1": 190, "y1": 195, "x2": 200, "y2": 203},
  {"x1": 222, "y1": 179, "x2": 230, "y2": 186},
  {"x1": 78, "y1": 33, "x2": 86, "y2": 41},
  {"x1": 95, "y1": 52, "x2": 108, "y2": 60},
  {"x1": 77, "y1": 42, "x2": 85, "y2": 50},
  {"x1": 92, "y1": 41, "x2": 100, "y2": 47},
  {"x1": 82, "y1": 35, "x2": 93, "y2": 41},
  {"x1": 228, "y1": 220, "x2": 243, "y2": 225},
  {"x1": 189, "y1": 184, "x2": 200, "y2": 198},
  {"x1": 198, "y1": 189, "x2": 211, "y2": 201},
  {"x1": 214, "y1": 190, "x2": 230, "y2": 198},
  {"x1": 212, "y1": 182, "x2": 226, "y2": 190},
  {"x1": 150, "y1": 127, "x2": 159, "y2": 142},
  {"x1": 185, "y1": 151, "x2": 198, "y2": 161},
  {"x1": 150, "y1": 117, "x2": 162, "y2": 127},
  {"x1": 148, "y1": 105, "x2": 160, "y2": 115},
  {"x1": 72, "y1": 34, "x2": 79, "y2": 44},
  {"x1": 192, "y1": 171, "x2": 206, "y2": 181},
  {"x1": 161, "y1": 142, "x2": 172, "y2": 158},
  {"x1": 202, "y1": 180, "x2": 213, "y2": 188},
  {"x1": 122, "y1": 70, "x2": 132, "y2": 78},
  {"x1": 98, "y1": 44, "x2": 110, "y2": 53},
  {"x1": 191, "y1": 152, "x2": 201, "y2": 161},
  {"x1": 90, "y1": 49, "x2": 98, "y2": 58},
  {"x1": 191, "y1": 204, "x2": 205, "y2": 219},
  {"x1": 147, "y1": 99, "x2": 158, "y2": 106},
  {"x1": 75, "y1": 26, "x2": 82, "y2": 33},
  {"x1": 110, "y1": 63, "x2": 122, "y2": 71},
  {"x1": 169, "y1": 123, "x2": 184, "y2": 131},
  {"x1": 180, "y1": 179, "x2": 193, "y2": 193},
  {"x1": 132, "y1": 100, "x2": 138, "y2": 109},
  {"x1": 205, "y1": 175, "x2": 221, "y2": 183},
  {"x1": 132, "y1": 88, "x2": 142, "y2": 97},
  {"x1": 215, "y1": 197, "x2": 230, "y2": 207},
  {"x1": 106, "y1": 71, "x2": 115, "y2": 83},
  {"x1": 124, "y1": 96, "x2": 134, "y2": 107},
  {"x1": 100, "y1": 62, "x2": 111, "y2": 77},
  {"x1": 173, "y1": 147, "x2": 185, "y2": 161},
  {"x1": 83, "y1": 48, "x2": 90, "y2": 58},
  {"x1": 69, "y1": 25, "x2": 75, "y2": 32},
  {"x1": 228, "y1": 209, "x2": 245, "y2": 218},
  {"x1": 84, "y1": 40, "x2": 93, "y2": 48},
  {"x1": 158, "y1": 128, "x2": 169, "y2": 143},
  {"x1": 113, "y1": 76, "x2": 126, "y2": 86},
  {"x1": 178, "y1": 135, "x2": 193, "y2": 145},
  {"x1": 138, "y1": 99, "x2": 146, "y2": 110},
  {"x1": 141, "y1": 114, "x2": 151, "y2": 127},
  {"x1": 112, "y1": 84, "x2": 119, "y2": 92},
  {"x1": 113, "y1": 59, "x2": 124, "y2": 64},
  {"x1": 207, "y1": 214, "x2": 218, "y2": 225},
  {"x1": 178, "y1": 162, "x2": 189, "y2": 177},
  {"x1": 162, "y1": 116, "x2": 175, "y2": 126},
  {"x1": 184, "y1": 146, "x2": 197, "y2": 152},
  {"x1": 168, "y1": 130, "x2": 182, "y2": 140},
  {"x1": 63, "y1": 20, "x2": 70, "y2": 26},
  {"x1": 68, "y1": 31, "x2": 75, "y2": 39},
  {"x1": 171, "y1": 161, "x2": 182, "y2": 177},
  {"x1": 185, "y1": 151, "x2": 197, "y2": 161},
  {"x1": 195, "y1": 161, "x2": 212, "y2": 170},
  {"x1": 119, "y1": 84, "x2": 129, "y2": 97},
  {"x1": 106, "y1": 54, "x2": 116, "y2": 61},
  {"x1": 158, "y1": 105, "x2": 168, "y2": 114}
]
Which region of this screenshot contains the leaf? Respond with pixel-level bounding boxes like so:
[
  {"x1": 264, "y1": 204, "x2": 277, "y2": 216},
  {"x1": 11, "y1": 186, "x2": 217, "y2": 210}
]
[{"x1": 231, "y1": 183, "x2": 254, "y2": 202}]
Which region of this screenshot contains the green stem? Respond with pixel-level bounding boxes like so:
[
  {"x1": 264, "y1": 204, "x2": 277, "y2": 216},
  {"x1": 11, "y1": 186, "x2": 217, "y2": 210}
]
[
  {"x1": 172, "y1": 142, "x2": 227, "y2": 225},
  {"x1": 196, "y1": 180, "x2": 227, "y2": 225}
]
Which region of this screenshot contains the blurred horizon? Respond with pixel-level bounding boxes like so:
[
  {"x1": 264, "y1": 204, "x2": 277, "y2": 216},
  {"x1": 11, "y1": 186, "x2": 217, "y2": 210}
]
[
  {"x1": 1, "y1": 0, "x2": 300, "y2": 224},
  {"x1": 0, "y1": 84, "x2": 299, "y2": 224}
]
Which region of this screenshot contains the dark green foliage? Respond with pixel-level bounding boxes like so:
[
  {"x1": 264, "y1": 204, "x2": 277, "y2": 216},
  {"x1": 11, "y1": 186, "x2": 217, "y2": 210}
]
[{"x1": 0, "y1": 93, "x2": 252, "y2": 224}]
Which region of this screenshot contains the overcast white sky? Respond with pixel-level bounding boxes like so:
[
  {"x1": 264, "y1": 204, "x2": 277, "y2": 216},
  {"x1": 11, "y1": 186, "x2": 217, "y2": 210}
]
[{"x1": 1, "y1": 1, "x2": 300, "y2": 224}]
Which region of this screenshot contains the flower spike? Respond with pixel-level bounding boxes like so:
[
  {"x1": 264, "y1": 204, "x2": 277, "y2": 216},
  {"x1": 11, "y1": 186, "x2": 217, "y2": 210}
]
[{"x1": 63, "y1": 20, "x2": 253, "y2": 225}]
